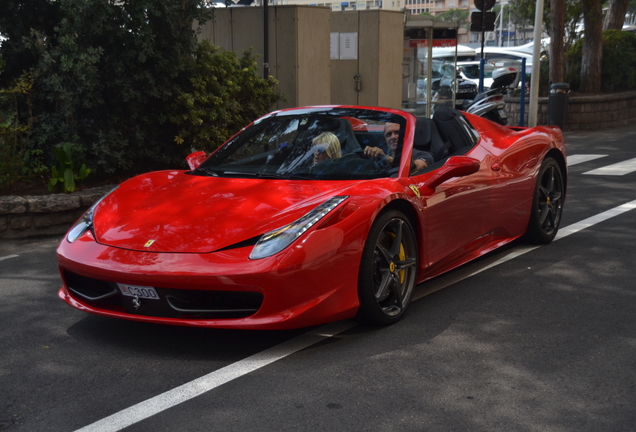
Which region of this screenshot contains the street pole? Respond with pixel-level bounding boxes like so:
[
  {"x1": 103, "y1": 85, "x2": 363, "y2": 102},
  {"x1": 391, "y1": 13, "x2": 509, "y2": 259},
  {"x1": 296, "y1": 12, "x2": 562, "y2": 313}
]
[
  {"x1": 263, "y1": 0, "x2": 270, "y2": 79},
  {"x1": 480, "y1": 8, "x2": 485, "y2": 59},
  {"x1": 507, "y1": 4, "x2": 511, "y2": 46},
  {"x1": 497, "y1": 4, "x2": 502, "y2": 47},
  {"x1": 528, "y1": 0, "x2": 544, "y2": 127}
]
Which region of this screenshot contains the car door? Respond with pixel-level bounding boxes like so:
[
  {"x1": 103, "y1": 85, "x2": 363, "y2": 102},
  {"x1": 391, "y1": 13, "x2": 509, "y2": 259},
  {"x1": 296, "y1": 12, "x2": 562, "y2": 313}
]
[{"x1": 417, "y1": 145, "x2": 501, "y2": 274}]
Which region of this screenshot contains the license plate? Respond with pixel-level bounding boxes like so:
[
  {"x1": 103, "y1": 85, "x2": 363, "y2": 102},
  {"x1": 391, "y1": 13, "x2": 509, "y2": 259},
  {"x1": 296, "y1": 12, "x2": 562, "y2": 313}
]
[{"x1": 118, "y1": 283, "x2": 160, "y2": 300}]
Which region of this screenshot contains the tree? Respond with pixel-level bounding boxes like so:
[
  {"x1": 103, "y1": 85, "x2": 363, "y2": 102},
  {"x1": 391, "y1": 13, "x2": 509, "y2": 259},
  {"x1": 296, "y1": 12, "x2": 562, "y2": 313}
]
[
  {"x1": 509, "y1": 0, "x2": 537, "y2": 43},
  {"x1": 1, "y1": 0, "x2": 282, "y2": 185},
  {"x1": 604, "y1": 0, "x2": 631, "y2": 30},
  {"x1": 549, "y1": 0, "x2": 565, "y2": 83},
  {"x1": 509, "y1": 0, "x2": 582, "y2": 52},
  {"x1": 581, "y1": 0, "x2": 604, "y2": 93},
  {"x1": 434, "y1": 9, "x2": 470, "y2": 24},
  {"x1": 0, "y1": 0, "x2": 60, "y2": 87},
  {"x1": 170, "y1": 42, "x2": 281, "y2": 152},
  {"x1": 16, "y1": 0, "x2": 214, "y2": 175},
  {"x1": 510, "y1": 0, "x2": 602, "y2": 93}
]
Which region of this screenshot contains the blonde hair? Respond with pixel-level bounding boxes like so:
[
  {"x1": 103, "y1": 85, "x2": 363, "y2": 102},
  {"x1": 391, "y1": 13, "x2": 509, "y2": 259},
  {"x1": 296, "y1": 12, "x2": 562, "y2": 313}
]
[{"x1": 312, "y1": 132, "x2": 342, "y2": 159}]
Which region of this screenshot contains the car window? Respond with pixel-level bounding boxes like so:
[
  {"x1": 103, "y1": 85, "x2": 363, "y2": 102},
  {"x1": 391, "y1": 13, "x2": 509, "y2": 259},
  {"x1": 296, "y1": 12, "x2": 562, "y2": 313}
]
[
  {"x1": 461, "y1": 65, "x2": 493, "y2": 79},
  {"x1": 485, "y1": 53, "x2": 525, "y2": 62},
  {"x1": 195, "y1": 108, "x2": 409, "y2": 181}
]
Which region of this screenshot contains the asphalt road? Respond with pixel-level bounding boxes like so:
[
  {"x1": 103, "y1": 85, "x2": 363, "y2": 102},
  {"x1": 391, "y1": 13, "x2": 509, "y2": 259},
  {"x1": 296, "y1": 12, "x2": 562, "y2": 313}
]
[{"x1": 2, "y1": 124, "x2": 636, "y2": 432}]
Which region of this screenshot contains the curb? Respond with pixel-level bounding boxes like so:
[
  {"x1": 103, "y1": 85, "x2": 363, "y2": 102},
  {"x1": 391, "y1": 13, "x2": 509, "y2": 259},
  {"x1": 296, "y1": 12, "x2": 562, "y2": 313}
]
[{"x1": 0, "y1": 185, "x2": 116, "y2": 239}]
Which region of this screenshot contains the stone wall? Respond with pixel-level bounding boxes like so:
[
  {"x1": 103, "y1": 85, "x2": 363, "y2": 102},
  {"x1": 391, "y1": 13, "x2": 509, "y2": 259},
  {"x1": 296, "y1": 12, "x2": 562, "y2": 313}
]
[
  {"x1": 0, "y1": 186, "x2": 115, "y2": 239},
  {"x1": 505, "y1": 90, "x2": 636, "y2": 130}
]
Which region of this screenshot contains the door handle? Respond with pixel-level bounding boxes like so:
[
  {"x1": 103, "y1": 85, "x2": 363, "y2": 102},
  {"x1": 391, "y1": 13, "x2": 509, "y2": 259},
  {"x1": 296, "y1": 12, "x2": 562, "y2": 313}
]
[{"x1": 354, "y1": 74, "x2": 362, "y2": 92}]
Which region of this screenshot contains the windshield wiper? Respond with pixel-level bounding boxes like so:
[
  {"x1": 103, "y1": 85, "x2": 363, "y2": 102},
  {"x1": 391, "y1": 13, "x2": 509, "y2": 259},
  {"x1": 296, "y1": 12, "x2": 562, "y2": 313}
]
[
  {"x1": 191, "y1": 167, "x2": 219, "y2": 177},
  {"x1": 254, "y1": 172, "x2": 316, "y2": 180},
  {"x1": 191, "y1": 168, "x2": 314, "y2": 180},
  {"x1": 220, "y1": 171, "x2": 316, "y2": 180}
]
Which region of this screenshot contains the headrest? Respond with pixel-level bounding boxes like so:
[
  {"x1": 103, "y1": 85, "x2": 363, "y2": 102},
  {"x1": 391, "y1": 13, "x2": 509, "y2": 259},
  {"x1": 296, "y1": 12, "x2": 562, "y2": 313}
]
[
  {"x1": 433, "y1": 106, "x2": 456, "y2": 122},
  {"x1": 413, "y1": 118, "x2": 433, "y2": 149}
]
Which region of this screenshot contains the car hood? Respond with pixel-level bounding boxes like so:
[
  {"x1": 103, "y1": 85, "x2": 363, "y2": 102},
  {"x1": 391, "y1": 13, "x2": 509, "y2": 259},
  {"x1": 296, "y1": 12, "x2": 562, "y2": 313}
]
[{"x1": 92, "y1": 171, "x2": 358, "y2": 253}]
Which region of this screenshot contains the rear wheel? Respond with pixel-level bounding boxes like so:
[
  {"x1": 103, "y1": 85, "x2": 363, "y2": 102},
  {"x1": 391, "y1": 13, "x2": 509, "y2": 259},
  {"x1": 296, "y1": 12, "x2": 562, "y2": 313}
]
[
  {"x1": 526, "y1": 157, "x2": 564, "y2": 244},
  {"x1": 356, "y1": 210, "x2": 418, "y2": 325}
]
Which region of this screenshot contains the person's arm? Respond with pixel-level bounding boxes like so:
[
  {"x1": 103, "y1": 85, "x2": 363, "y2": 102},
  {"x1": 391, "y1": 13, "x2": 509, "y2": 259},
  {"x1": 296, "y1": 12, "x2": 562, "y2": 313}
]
[
  {"x1": 412, "y1": 149, "x2": 434, "y2": 170},
  {"x1": 364, "y1": 146, "x2": 387, "y2": 160}
]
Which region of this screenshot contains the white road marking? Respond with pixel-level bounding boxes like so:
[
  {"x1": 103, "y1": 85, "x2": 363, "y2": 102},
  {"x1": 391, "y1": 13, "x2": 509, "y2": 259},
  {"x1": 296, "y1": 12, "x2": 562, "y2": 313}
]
[
  {"x1": 75, "y1": 320, "x2": 357, "y2": 432},
  {"x1": 567, "y1": 154, "x2": 607, "y2": 166},
  {"x1": 555, "y1": 199, "x2": 636, "y2": 239},
  {"x1": 0, "y1": 254, "x2": 19, "y2": 262},
  {"x1": 74, "y1": 198, "x2": 636, "y2": 432},
  {"x1": 415, "y1": 198, "x2": 636, "y2": 299},
  {"x1": 583, "y1": 157, "x2": 636, "y2": 176}
]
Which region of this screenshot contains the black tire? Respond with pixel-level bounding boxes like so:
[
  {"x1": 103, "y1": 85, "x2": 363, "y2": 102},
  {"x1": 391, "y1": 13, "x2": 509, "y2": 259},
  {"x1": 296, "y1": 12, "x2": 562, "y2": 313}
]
[
  {"x1": 356, "y1": 210, "x2": 418, "y2": 325},
  {"x1": 525, "y1": 157, "x2": 564, "y2": 244}
]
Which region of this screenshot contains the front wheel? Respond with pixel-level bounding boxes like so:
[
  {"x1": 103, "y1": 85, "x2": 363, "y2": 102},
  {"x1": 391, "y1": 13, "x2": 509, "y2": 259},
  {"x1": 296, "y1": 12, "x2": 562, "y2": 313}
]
[
  {"x1": 356, "y1": 210, "x2": 418, "y2": 325},
  {"x1": 525, "y1": 157, "x2": 564, "y2": 244}
]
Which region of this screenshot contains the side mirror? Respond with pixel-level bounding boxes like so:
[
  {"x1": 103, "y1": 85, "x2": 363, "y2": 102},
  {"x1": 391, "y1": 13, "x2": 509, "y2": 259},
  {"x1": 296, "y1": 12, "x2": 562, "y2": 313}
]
[
  {"x1": 186, "y1": 151, "x2": 207, "y2": 170},
  {"x1": 425, "y1": 156, "x2": 480, "y2": 190}
]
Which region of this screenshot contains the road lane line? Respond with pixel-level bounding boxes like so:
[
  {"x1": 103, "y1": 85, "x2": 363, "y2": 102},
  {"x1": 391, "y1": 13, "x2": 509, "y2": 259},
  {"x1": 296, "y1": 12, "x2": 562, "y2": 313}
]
[
  {"x1": 554, "y1": 199, "x2": 636, "y2": 239},
  {"x1": 74, "y1": 198, "x2": 636, "y2": 432},
  {"x1": 75, "y1": 320, "x2": 357, "y2": 432},
  {"x1": 566, "y1": 154, "x2": 607, "y2": 166},
  {"x1": 414, "y1": 198, "x2": 636, "y2": 301},
  {"x1": 583, "y1": 157, "x2": 636, "y2": 176},
  {"x1": 0, "y1": 254, "x2": 19, "y2": 262}
]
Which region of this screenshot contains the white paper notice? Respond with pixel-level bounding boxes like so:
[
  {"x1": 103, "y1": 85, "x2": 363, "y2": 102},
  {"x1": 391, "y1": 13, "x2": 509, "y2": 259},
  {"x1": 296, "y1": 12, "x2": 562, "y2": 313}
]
[
  {"x1": 339, "y1": 32, "x2": 358, "y2": 60},
  {"x1": 330, "y1": 32, "x2": 340, "y2": 60}
]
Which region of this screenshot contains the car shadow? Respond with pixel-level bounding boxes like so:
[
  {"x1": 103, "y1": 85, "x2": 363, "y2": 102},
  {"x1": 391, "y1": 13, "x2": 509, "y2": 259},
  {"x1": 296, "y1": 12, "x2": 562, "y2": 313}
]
[{"x1": 66, "y1": 315, "x2": 310, "y2": 362}]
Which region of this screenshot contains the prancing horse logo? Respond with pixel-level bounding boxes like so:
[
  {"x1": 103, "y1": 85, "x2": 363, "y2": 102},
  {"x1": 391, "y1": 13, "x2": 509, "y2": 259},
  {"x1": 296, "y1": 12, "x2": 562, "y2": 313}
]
[
  {"x1": 144, "y1": 239, "x2": 155, "y2": 247},
  {"x1": 132, "y1": 295, "x2": 141, "y2": 310}
]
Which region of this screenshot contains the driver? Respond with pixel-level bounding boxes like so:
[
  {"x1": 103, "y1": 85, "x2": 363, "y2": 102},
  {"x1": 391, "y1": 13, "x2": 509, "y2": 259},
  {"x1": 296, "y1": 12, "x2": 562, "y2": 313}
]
[
  {"x1": 363, "y1": 122, "x2": 433, "y2": 171},
  {"x1": 312, "y1": 132, "x2": 342, "y2": 165}
]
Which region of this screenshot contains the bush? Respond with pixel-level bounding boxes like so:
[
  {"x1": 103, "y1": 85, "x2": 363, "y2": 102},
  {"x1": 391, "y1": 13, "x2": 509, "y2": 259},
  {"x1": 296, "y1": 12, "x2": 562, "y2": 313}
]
[
  {"x1": 565, "y1": 39, "x2": 583, "y2": 91},
  {"x1": 48, "y1": 142, "x2": 91, "y2": 193},
  {"x1": 24, "y1": 0, "x2": 214, "y2": 179},
  {"x1": 0, "y1": 73, "x2": 48, "y2": 193},
  {"x1": 2, "y1": 0, "x2": 282, "y2": 187},
  {"x1": 601, "y1": 29, "x2": 636, "y2": 91},
  {"x1": 566, "y1": 29, "x2": 636, "y2": 92},
  {"x1": 170, "y1": 42, "x2": 283, "y2": 153}
]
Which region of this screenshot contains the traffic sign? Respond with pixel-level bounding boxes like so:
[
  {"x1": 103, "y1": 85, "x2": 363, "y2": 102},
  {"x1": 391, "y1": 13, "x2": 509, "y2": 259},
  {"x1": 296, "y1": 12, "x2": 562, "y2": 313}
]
[
  {"x1": 470, "y1": 11, "x2": 496, "y2": 32},
  {"x1": 474, "y1": 0, "x2": 495, "y2": 11}
]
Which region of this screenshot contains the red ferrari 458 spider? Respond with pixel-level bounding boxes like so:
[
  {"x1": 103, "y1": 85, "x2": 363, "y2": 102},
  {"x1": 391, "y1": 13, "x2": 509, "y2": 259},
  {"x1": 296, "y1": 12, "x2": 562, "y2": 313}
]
[{"x1": 57, "y1": 106, "x2": 566, "y2": 329}]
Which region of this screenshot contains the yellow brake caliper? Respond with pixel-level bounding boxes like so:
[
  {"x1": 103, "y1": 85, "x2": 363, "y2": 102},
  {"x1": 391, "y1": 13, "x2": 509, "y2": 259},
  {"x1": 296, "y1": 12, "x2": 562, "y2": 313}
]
[{"x1": 387, "y1": 232, "x2": 407, "y2": 284}]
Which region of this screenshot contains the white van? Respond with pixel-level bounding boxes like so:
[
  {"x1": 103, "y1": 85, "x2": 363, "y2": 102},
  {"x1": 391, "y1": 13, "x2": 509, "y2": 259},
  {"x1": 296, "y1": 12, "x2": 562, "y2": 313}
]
[{"x1": 424, "y1": 45, "x2": 477, "y2": 62}]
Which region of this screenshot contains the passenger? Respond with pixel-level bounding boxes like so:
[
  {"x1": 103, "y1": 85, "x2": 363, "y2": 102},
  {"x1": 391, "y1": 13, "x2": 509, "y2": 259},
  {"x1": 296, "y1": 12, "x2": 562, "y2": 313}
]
[
  {"x1": 363, "y1": 122, "x2": 433, "y2": 171},
  {"x1": 312, "y1": 132, "x2": 342, "y2": 165}
]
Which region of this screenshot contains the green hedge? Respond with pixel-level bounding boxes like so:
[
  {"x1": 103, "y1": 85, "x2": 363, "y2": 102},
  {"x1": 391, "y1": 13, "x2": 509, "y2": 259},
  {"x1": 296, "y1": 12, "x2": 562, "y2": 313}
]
[
  {"x1": 0, "y1": 0, "x2": 282, "y2": 192},
  {"x1": 566, "y1": 29, "x2": 636, "y2": 92}
]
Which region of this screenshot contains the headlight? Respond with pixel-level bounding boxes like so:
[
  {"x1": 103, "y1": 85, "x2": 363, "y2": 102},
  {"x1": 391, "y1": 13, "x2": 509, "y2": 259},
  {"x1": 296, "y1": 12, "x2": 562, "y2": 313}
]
[
  {"x1": 249, "y1": 196, "x2": 349, "y2": 260},
  {"x1": 66, "y1": 186, "x2": 119, "y2": 243}
]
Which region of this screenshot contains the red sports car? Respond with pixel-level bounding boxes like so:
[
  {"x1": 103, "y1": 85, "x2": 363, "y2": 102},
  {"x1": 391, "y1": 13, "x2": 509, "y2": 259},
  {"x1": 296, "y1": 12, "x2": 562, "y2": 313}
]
[{"x1": 57, "y1": 106, "x2": 566, "y2": 329}]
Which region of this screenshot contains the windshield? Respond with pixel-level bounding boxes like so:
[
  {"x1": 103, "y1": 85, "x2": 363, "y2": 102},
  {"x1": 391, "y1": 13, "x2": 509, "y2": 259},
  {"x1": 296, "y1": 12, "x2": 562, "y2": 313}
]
[
  {"x1": 461, "y1": 64, "x2": 493, "y2": 79},
  {"x1": 193, "y1": 108, "x2": 408, "y2": 180}
]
